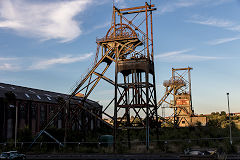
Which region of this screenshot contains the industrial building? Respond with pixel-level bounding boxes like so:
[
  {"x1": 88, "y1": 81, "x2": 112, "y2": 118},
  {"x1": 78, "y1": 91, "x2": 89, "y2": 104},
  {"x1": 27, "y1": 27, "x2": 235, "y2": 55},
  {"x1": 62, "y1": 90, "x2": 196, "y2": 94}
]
[{"x1": 0, "y1": 83, "x2": 102, "y2": 142}]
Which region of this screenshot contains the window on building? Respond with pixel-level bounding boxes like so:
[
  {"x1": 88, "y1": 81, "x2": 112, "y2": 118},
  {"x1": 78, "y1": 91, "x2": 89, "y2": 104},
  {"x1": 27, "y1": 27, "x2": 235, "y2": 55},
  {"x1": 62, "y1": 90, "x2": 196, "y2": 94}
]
[
  {"x1": 40, "y1": 106, "x2": 46, "y2": 124},
  {"x1": 31, "y1": 105, "x2": 36, "y2": 117},
  {"x1": 25, "y1": 93, "x2": 30, "y2": 98},
  {"x1": 20, "y1": 105, "x2": 25, "y2": 118},
  {"x1": 9, "y1": 104, "x2": 15, "y2": 108}
]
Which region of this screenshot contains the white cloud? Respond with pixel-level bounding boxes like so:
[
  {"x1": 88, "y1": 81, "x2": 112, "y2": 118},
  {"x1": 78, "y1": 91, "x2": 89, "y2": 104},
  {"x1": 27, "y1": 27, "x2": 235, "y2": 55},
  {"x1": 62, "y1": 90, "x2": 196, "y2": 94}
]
[
  {"x1": 173, "y1": 54, "x2": 223, "y2": 61},
  {"x1": 0, "y1": 0, "x2": 92, "y2": 42},
  {"x1": 29, "y1": 53, "x2": 93, "y2": 70},
  {"x1": 229, "y1": 25, "x2": 240, "y2": 32},
  {"x1": 0, "y1": 63, "x2": 19, "y2": 71},
  {"x1": 156, "y1": 49, "x2": 225, "y2": 62},
  {"x1": 208, "y1": 36, "x2": 240, "y2": 45},
  {"x1": 188, "y1": 16, "x2": 240, "y2": 45},
  {"x1": 0, "y1": 21, "x2": 24, "y2": 29},
  {"x1": 211, "y1": 0, "x2": 234, "y2": 6},
  {"x1": 188, "y1": 16, "x2": 240, "y2": 32},
  {"x1": 188, "y1": 16, "x2": 234, "y2": 28},
  {"x1": 159, "y1": 0, "x2": 200, "y2": 14},
  {"x1": 155, "y1": 49, "x2": 192, "y2": 58},
  {"x1": 93, "y1": 21, "x2": 111, "y2": 30},
  {"x1": 158, "y1": 0, "x2": 232, "y2": 15},
  {"x1": 0, "y1": 57, "x2": 20, "y2": 71},
  {"x1": 0, "y1": 57, "x2": 17, "y2": 61},
  {"x1": 0, "y1": 53, "x2": 93, "y2": 71}
]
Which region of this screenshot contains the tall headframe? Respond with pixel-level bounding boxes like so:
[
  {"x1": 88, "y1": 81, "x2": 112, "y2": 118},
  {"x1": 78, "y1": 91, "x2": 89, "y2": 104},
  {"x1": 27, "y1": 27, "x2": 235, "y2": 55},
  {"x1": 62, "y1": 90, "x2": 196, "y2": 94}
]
[
  {"x1": 69, "y1": 2, "x2": 158, "y2": 150},
  {"x1": 158, "y1": 67, "x2": 194, "y2": 127},
  {"x1": 172, "y1": 67, "x2": 194, "y2": 126},
  {"x1": 110, "y1": 2, "x2": 159, "y2": 150},
  {"x1": 28, "y1": 2, "x2": 158, "y2": 151}
]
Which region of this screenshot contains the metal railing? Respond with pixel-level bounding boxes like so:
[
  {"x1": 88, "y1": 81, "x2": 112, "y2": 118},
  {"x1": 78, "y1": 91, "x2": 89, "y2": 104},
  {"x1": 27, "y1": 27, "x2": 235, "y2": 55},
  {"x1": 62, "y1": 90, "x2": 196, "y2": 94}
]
[
  {"x1": 96, "y1": 33, "x2": 140, "y2": 42},
  {"x1": 1, "y1": 136, "x2": 239, "y2": 152}
]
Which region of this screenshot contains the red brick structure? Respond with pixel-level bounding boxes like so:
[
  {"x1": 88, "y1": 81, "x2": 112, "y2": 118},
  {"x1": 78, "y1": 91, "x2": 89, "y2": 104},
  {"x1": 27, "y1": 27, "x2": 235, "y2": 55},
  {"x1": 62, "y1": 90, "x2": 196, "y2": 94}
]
[{"x1": 0, "y1": 83, "x2": 102, "y2": 141}]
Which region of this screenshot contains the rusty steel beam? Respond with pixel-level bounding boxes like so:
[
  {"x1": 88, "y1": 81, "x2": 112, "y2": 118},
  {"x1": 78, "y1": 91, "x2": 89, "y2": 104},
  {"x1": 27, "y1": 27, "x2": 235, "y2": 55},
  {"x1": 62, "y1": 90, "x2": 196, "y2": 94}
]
[
  {"x1": 93, "y1": 72, "x2": 115, "y2": 86},
  {"x1": 121, "y1": 8, "x2": 156, "y2": 15},
  {"x1": 172, "y1": 67, "x2": 193, "y2": 71},
  {"x1": 119, "y1": 5, "x2": 155, "y2": 12}
]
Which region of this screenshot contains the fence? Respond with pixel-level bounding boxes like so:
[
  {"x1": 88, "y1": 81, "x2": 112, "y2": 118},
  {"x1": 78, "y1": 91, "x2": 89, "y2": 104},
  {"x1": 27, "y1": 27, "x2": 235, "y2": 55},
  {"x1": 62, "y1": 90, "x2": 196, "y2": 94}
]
[{"x1": 1, "y1": 136, "x2": 239, "y2": 154}]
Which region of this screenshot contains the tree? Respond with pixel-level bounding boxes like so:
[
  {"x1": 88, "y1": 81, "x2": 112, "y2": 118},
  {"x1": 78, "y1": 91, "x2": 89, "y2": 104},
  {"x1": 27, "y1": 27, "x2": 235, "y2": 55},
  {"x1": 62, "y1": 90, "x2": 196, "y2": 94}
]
[
  {"x1": 207, "y1": 119, "x2": 220, "y2": 127},
  {"x1": 211, "y1": 112, "x2": 216, "y2": 115},
  {"x1": 221, "y1": 111, "x2": 226, "y2": 116}
]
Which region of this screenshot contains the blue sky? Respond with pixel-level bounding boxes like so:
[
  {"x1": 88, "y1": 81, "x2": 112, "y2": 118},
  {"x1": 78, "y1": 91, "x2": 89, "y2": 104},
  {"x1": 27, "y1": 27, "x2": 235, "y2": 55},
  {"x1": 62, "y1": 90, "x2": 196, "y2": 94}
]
[{"x1": 0, "y1": 0, "x2": 240, "y2": 115}]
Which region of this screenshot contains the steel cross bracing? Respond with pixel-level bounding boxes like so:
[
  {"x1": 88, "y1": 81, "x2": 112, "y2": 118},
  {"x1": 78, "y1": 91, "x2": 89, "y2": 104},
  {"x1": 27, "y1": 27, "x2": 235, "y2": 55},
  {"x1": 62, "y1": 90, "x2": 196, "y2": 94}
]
[
  {"x1": 28, "y1": 2, "x2": 159, "y2": 151},
  {"x1": 71, "y1": 2, "x2": 159, "y2": 150},
  {"x1": 114, "y1": 3, "x2": 159, "y2": 151}
]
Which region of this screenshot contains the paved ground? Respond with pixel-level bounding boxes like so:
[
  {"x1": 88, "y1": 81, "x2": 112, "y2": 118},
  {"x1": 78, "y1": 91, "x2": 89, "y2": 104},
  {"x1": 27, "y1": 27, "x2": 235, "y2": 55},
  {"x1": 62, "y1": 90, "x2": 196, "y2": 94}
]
[
  {"x1": 26, "y1": 153, "x2": 240, "y2": 160},
  {"x1": 26, "y1": 154, "x2": 179, "y2": 159}
]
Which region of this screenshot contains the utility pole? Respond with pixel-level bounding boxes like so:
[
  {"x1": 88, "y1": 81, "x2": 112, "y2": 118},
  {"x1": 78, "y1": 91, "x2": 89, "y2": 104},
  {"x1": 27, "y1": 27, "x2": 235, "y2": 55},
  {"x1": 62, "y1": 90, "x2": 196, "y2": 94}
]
[
  {"x1": 15, "y1": 104, "x2": 18, "y2": 148},
  {"x1": 227, "y1": 93, "x2": 232, "y2": 145}
]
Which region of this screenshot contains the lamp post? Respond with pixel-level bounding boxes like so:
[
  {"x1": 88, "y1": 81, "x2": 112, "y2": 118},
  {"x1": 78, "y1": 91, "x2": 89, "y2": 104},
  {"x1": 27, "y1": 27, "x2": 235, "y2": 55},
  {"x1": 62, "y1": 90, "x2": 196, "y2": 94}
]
[
  {"x1": 227, "y1": 93, "x2": 232, "y2": 145},
  {"x1": 15, "y1": 104, "x2": 18, "y2": 148}
]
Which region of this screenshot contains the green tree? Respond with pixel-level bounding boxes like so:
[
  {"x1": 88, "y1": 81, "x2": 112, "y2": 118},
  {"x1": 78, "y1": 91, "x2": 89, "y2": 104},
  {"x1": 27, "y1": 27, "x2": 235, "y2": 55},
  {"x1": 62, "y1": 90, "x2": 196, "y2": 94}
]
[
  {"x1": 211, "y1": 112, "x2": 216, "y2": 115},
  {"x1": 221, "y1": 111, "x2": 226, "y2": 116}
]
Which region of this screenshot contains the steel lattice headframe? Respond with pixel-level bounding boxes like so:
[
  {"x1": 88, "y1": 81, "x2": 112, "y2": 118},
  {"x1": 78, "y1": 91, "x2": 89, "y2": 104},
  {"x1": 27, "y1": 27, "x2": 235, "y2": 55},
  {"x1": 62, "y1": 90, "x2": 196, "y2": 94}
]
[{"x1": 28, "y1": 2, "x2": 159, "y2": 151}]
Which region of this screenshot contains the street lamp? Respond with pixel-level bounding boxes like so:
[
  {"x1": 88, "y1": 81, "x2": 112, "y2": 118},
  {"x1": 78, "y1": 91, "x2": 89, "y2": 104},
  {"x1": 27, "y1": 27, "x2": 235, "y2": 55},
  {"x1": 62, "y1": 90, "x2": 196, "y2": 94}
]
[
  {"x1": 15, "y1": 105, "x2": 18, "y2": 148},
  {"x1": 227, "y1": 93, "x2": 232, "y2": 145}
]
